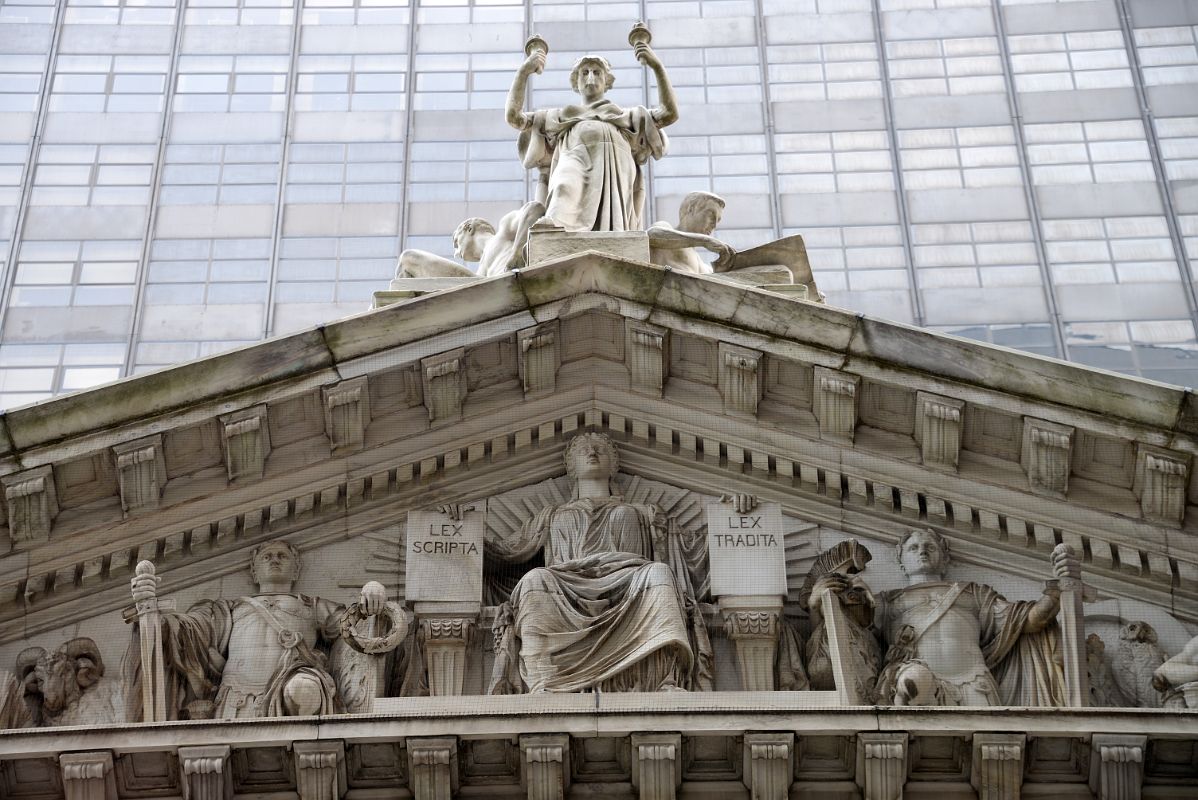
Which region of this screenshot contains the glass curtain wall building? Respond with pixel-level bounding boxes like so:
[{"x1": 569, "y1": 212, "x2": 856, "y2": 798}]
[{"x1": 0, "y1": 0, "x2": 1196, "y2": 408}]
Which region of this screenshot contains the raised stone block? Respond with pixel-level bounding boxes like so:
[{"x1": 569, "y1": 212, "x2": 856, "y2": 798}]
[
  {"x1": 405, "y1": 505, "x2": 484, "y2": 603},
  {"x1": 705, "y1": 501, "x2": 786, "y2": 597},
  {"x1": 527, "y1": 229, "x2": 650, "y2": 266}
]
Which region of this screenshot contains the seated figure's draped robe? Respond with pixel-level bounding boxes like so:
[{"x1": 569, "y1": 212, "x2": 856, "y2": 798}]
[
  {"x1": 874, "y1": 581, "x2": 1065, "y2": 707},
  {"x1": 487, "y1": 496, "x2": 712, "y2": 693},
  {"x1": 518, "y1": 101, "x2": 667, "y2": 232},
  {"x1": 126, "y1": 595, "x2": 343, "y2": 720}
]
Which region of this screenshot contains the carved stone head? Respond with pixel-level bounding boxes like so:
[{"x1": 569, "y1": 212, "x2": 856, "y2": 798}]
[
  {"x1": 1120, "y1": 621, "x2": 1159, "y2": 644},
  {"x1": 895, "y1": 528, "x2": 951, "y2": 579},
  {"x1": 250, "y1": 540, "x2": 303, "y2": 589},
  {"x1": 678, "y1": 191, "x2": 725, "y2": 235},
  {"x1": 569, "y1": 55, "x2": 615, "y2": 99},
  {"x1": 564, "y1": 432, "x2": 619, "y2": 485},
  {"x1": 452, "y1": 217, "x2": 496, "y2": 262}
]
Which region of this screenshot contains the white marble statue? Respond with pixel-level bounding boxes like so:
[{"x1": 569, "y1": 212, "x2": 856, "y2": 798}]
[
  {"x1": 486, "y1": 433, "x2": 717, "y2": 694},
  {"x1": 12, "y1": 637, "x2": 123, "y2": 727},
  {"x1": 647, "y1": 191, "x2": 736, "y2": 273},
  {"x1": 1111, "y1": 621, "x2": 1168, "y2": 708},
  {"x1": 506, "y1": 31, "x2": 678, "y2": 232},
  {"x1": 814, "y1": 528, "x2": 1074, "y2": 707},
  {"x1": 396, "y1": 200, "x2": 546, "y2": 280},
  {"x1": 1154, "y1": 633, "x2": 1198, "y2": 709},
  {"x1": 128, "y1": 541, "x2": 394, "y2": 719}
]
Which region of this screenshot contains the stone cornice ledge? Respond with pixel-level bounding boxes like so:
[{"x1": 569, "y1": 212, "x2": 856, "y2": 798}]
[
  {"x1": 0, "y1": 255, "x2": 1193, "y2": 459},
  {"x1": 0, "y1": 699, "x2": 1192, "y2": 760}
]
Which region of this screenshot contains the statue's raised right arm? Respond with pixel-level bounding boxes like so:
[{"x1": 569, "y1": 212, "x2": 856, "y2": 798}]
[{"x1": 505, "y1": 44, "x2": 544, "y2": 132}]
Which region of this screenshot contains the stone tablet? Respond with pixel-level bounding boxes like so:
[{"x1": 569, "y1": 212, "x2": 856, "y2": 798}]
[
  {"x1": 705, "y1": 501, "x2": 787, "y2": 597},
  {"x1": 405, "y1": 506, "x2": 484, "y2": 603}
]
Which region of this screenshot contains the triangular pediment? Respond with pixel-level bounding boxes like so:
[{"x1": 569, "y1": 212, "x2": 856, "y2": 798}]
[{"x1": 0, "y1": 255, "x2": 1196, "y2": 652}]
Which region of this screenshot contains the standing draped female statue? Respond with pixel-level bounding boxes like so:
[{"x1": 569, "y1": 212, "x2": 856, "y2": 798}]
[{"x1": 505, "y1": 32, "x2": 679, "y2": 232}]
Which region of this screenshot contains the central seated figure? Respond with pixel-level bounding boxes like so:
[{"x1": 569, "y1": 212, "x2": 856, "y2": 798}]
[{"x1": 486, "y1": 433, "x2": 709, "y2": 694}]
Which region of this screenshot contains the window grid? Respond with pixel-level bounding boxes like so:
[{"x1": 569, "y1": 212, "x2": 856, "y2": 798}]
[
  {"x1": 1132, "y1": 25, "x2": 1198, "y2": 88},
  {"x1": 1008, "y1": 29, "x2": 1133, "y2": 93},
  {"x1": 1024, "y1": 120, "x2": 1156, "y2": 185},
  {"x1": 885, "y1": 37, "x2": 1005, "y2": 99},
  {"x1": 31, "y1": 144, "x2": 157, "y2": 206}
]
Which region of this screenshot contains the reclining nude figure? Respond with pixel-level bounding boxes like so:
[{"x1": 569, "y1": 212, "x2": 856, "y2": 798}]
[
  {"x1": 395, "y1": 200, "x2": 545, "y2": 280},
  {"x1": 486, "y1": 433, "x2": 732, "y2": 694},
  {"x1": 647, "y1": 191, "x2": 735, "y2": 274}
]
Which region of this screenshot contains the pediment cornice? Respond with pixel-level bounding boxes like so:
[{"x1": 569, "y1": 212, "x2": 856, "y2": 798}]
[{"x1": 1, "y1": 256, "x2": 1196, "y2": 641}]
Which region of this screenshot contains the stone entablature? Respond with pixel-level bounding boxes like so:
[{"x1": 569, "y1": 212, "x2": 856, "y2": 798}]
[
  {"x1": 0, "y1": 703, "x2": 1193, "y2": 800},
  {"x1": 0, "y1": 258, "x2": 1195, "y2": 645}
]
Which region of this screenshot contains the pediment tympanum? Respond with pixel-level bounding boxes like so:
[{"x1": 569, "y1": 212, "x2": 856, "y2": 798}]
[{"x1": 0, "y1": 256, "x2": 1194, "y2": 800}]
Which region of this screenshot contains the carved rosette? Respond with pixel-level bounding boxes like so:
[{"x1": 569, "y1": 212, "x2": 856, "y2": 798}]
[
  {"x1": 856, "y1": 733, "x2": 906, "y2": 800},
  {"x1": 178, "y1": 746, "x2": 232, "y2": 800},
  {"x1": 420, "y1": 617, "x2": 476, "y2": 697},
  {"x1": 743, "y1": 733, "x2": 793, "y2": 800},
  {"x1": 971, "y1": 734, "x2": 1024, "y2": 800}
]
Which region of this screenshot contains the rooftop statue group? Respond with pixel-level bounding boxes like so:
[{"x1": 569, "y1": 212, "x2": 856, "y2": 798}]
[
  {"x1": 2, "y1": 434, "x2": 1197, "y2": 728},
  {"x1": 396, "y1": 23, "x2": 821, "y2": 298}
]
